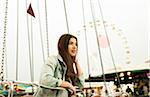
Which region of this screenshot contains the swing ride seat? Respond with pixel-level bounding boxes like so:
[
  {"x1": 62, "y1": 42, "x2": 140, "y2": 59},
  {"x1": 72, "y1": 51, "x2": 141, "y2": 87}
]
[
  {"x1": 33, "y1": 83, "x2": 68, "y2": 97},
  {"x1": 33, "y1": 83, "x2": 85, "y2": 97}
]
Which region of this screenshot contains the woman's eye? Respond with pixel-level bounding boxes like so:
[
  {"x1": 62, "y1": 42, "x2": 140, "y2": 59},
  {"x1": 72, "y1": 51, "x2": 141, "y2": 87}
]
[{"x1": 69, "y1": 42, "x2": 73, "y2": 45}]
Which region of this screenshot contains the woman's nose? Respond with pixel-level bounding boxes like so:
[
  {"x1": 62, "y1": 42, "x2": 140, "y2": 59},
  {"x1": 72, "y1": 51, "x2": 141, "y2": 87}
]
[{"x1": 73, "y1": 44, "x2": 77, "y2": 49}]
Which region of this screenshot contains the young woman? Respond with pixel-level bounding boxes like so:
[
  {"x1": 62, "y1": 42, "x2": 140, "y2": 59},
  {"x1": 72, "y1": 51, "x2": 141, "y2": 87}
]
[{"x1": 34, "y1": 34, "x2": 84, "y2": 97}]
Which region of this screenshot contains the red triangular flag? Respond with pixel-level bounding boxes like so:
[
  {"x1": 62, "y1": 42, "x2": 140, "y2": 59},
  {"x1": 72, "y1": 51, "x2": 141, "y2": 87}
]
[{"x1": 27, "y1": 3, "x2": 35, "y2": 17}]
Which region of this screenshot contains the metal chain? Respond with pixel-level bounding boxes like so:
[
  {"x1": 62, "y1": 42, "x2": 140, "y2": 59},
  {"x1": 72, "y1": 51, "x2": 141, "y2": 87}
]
[{"x1": 1, "y1": 0, "x2": 8, "y2": 81}]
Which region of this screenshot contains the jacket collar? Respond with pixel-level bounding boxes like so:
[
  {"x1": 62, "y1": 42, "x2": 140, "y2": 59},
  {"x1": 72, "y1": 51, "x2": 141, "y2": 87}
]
[
  {"x1": 57, "y1": 54, "x2": 66, "y2": 66},
  {"x1": 57, "y1": 54, "x2": 63, "y2": 62}
]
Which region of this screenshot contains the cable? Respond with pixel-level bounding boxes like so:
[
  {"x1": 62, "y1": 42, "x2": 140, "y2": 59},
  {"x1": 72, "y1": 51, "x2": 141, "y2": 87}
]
[
  {"x1": 15, "y1": 0, "x2": 19, "y2": 81},
  {"x1": 89, "y1": 0, "x2": 109, "y2": 95},
  {"x1": 97, "y1": 0, "x2": 123, "y2": 92},
  {"x1": 26, "y1": 1, "x2": 33, "y2": 82},
  {"x1": 44, "y1": 0, "x2": 50, "y2": 57},
  {"x1": 37, "y1": 0, "x2": 45, "y2": 63},
  {"x1": 81, "y1": 0, "x2": 91, "y2": 88},
  {"x1": 63, "y1": 0, "x2": 70, "y2": 33}
]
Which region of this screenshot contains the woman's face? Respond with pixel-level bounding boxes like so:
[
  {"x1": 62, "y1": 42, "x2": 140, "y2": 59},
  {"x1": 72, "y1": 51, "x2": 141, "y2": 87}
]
[{"x1": 68, "y1": 37, "x2": 77, "y2": 57}]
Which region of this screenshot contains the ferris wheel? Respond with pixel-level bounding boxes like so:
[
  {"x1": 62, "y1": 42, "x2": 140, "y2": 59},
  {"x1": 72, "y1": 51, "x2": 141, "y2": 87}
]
[{"x1": 74, "y1": 19, "x2": 132, "y2": 77}]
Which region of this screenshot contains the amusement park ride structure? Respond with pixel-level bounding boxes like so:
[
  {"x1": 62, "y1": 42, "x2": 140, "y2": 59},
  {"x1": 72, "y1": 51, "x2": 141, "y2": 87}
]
[{"x1": 0, "y1": 0, "x2": 149, "y2": 96}]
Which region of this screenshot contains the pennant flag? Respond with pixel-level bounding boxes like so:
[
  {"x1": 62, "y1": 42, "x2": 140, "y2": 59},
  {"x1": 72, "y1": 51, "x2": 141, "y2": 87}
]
[{"x1": 27, "y1": 3, "x2": 35, "y2": 17}]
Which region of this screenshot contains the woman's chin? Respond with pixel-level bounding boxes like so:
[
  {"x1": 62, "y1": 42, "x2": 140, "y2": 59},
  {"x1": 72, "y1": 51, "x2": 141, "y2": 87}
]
[{"x1": 70, "y1": 53, "x2": 76, "y2": 57}]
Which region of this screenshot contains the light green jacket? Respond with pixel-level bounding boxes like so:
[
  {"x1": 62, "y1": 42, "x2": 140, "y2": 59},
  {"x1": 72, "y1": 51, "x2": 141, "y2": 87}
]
[{"x1": 34, "y1": 55, "x2": 84, "y2": 97}]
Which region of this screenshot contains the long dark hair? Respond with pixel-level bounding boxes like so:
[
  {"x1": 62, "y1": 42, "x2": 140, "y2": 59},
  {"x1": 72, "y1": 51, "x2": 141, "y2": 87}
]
[{"x1": 58, "y1": 34, "x2": 78, "y2": 78}]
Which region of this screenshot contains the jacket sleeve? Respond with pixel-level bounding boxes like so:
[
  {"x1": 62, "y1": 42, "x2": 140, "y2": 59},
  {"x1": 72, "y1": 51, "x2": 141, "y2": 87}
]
[
  {"x1": 39, "y1": 56, "x2": 63, "y2": 87},
  {"x1": 75, "y1": 74, "x2": 85, "y2": 89}
]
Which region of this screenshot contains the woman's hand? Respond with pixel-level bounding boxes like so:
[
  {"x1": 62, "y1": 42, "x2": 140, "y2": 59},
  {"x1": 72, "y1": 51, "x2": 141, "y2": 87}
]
[
  {"x1": 60, "y1": 81, "x2": 76, "y2": 95},
  {"x1": 68, "y1": 84, "x2": 76, "y2": 95}
]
